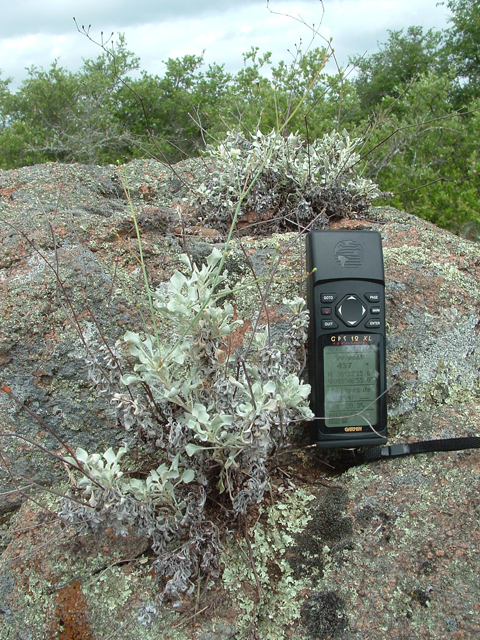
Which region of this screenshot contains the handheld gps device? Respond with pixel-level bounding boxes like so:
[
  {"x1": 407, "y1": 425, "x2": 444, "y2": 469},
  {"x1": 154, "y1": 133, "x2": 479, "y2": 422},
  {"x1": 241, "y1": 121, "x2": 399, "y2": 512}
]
[{"x1": 306, "y1": 230, "x2": 387, "y2": 448}]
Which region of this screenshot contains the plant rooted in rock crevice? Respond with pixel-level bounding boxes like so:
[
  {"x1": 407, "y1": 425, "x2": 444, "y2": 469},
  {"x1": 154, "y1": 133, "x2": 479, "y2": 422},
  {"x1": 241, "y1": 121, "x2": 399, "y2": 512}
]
[
  {"x1": 188, "y1": 129, "x2": 382, "y2": 234},
  {"x1": 59, "y1": 247, "x2": 312, "y2": 606}
]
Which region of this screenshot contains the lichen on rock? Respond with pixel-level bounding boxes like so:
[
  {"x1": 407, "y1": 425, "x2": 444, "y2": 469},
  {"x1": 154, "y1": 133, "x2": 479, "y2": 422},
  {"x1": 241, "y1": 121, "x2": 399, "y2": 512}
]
[{"x1": 0, "y1": 161, "x2": 479, "y2": 639}]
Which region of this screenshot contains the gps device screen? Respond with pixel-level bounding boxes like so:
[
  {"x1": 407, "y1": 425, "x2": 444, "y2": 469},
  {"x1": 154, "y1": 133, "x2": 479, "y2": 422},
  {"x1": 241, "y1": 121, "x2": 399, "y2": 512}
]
[{"x1": 323, "y1": 342, "x2": 379, "y2": 428}]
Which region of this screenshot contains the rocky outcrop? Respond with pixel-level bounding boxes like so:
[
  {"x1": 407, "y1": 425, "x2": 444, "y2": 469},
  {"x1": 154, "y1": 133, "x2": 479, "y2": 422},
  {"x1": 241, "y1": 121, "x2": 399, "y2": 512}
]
[{"x1": 0, "y1": 161, "x2": 479, "y2": 639}]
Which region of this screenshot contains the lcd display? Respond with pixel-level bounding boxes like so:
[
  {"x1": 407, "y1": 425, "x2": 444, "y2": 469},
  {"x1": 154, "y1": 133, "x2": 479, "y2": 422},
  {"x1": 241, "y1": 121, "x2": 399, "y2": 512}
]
[{"x1": 323, "y1": 343, "x2": 379, "y2": 427}]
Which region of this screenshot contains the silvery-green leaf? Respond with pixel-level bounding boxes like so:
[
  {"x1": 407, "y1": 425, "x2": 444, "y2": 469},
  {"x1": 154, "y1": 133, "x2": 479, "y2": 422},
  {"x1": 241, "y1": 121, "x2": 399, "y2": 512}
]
[
  {"x1": 103, "y1": 448, "x2": 117, "y2": 466},
  {"x1": 185, "y1": 443, "x2": 207, "y2": 456},
  {"x1": 172, "y1": 350, "x2": 187, "y2": 365},
  {"x1": 206, "y1": 247, "x2": 223, "y2": 268},
  {"x1": 75, "y1": 448, "x2": 89, "y2": 464},
  {"x1": 181, "y1": 469, "x2": 195, "y2": 483},
  {"x1": 264, "y1": 380, "x2": 276, "y2": 395},
  {"x1": 156, "y1": 463, "x2": 169, "y2": 479},
  {"x1": 170, "y1": 270, "x2": 187, "y2": 292},
  {"x1": 117, "y1": 446, "x2": 128, "y2": 460},
  {"x1": 123, "y1": 330, "x2": 143, "y2": 347},
  {"x1": 171, "y1": 452, "x2": 180, "y2": 472},
  {"x1": 192, "y1": 403, "x2": 209, "y2": 424},
  {"x1": 179, "y1": 254, "x2": 191, "y2": 267},
  {"x1": 148, "y1": 469, "x2": 160, "y2": 483},
  {"x1": 164, "y1": 481, "x2": 174, "y2": 496},
  {"x1": 219, "y1": 414, "x2": 234, "y2": 427},
  {"x1": 128, "y1": 478, "x2": 144, "y2": 491},
  {"x1": 121, "y1": 374, "x2": 142, "y2": 386},
  {"x1": 263, "y1": 398, "x2": 278, "y2": 412}
]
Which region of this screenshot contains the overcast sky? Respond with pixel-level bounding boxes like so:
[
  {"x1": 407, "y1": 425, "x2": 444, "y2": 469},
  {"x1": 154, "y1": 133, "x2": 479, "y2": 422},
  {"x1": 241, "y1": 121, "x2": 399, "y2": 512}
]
[{"x1": 0, "y1": 0, "x2": 451, "y2": 89}]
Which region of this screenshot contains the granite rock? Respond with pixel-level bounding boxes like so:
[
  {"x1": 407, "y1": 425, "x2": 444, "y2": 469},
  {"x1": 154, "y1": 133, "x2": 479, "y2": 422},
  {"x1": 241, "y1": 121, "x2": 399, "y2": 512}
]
[{"x1": 0, "y1": 162, "x2": 479, "y2": 639}]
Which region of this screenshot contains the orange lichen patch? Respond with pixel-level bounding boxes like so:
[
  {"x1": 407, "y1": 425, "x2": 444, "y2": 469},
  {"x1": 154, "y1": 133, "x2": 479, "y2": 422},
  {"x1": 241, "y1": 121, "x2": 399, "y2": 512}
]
[
  {"x1": 226, "y1": 304, "x2": 287, "y2": 356},
  {"x1": 47, "y1": 223, "x2": 69, "y2": 240},
  {"x1": 52, "y1": 580, "x2": 95, "y2": 640},
  {"x1": 139, "y1": 182, "x2": 155, "y2": 199},
  {"x1": 237, "y1": 209, "x2": 275, "y2": 230},
  {"x1": 0, "y1": 187, "x2": 17, "y2": 196},
  {"x1": 173, "y1": 225, "x2": 220, "y2": 238},
  {"x1": 171, "y1": 199, "x2": 192, "y2": 215},
  {"x1": 329, "y1": 218, "x2": 370, "y2": 230}
]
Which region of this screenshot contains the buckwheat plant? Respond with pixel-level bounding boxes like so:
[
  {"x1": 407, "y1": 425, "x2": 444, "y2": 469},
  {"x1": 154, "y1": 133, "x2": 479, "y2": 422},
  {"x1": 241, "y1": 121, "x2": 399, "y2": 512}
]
[
  {"x1": 190, "y1": 129, "x2": 382, "y2": 232},
  {"x1": 59, "y1": 246, "x2": 313, "y2": 606}
]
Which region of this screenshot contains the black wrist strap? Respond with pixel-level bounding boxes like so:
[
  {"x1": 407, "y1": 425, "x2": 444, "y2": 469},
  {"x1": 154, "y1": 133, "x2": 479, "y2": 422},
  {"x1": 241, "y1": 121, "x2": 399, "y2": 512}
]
[{"x1": 360, "y1": 437, "x2": 480, "y2": 463}]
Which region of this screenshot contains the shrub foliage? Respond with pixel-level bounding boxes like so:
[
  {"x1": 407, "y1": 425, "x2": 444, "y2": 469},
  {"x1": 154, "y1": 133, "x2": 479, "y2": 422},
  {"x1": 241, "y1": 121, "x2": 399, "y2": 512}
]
[{"x1": 1, "y1": 1, "x2": 480, "y2": 234}]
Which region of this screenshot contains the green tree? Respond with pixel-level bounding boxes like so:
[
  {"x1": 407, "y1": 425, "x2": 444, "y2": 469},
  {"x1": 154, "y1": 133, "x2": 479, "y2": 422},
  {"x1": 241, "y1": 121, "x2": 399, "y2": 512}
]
[
  {"x1": 268, "y1": 47, "x2": 360, "y2": 136},
  {"x1": 0, "y1": 62, "x2": 81, "y2": 167},
  {"x1": 444, "y1": 0, "x2": 480, "y2": 102},
  {"x1": 360, "y1": 72, "x2": 480, "y2": 234},
  {"x1": 216, "y1": 46, "x2": 358, "y2": 141},
  {"x1": 116, "y1": 54, "x2": 232, "y2": 162},
  {"x1": 0, "y1": 35, "x2": 140, "y2": 168},
  {"x1": 352, "y1": 26, "x2": 446, "y2": 113}
]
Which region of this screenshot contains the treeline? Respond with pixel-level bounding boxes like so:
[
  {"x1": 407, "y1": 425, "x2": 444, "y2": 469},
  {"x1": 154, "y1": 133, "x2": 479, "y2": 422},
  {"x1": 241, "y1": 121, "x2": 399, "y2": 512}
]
[{"x1": 0, "y1": 0, "x2": 479, "y2": 236}]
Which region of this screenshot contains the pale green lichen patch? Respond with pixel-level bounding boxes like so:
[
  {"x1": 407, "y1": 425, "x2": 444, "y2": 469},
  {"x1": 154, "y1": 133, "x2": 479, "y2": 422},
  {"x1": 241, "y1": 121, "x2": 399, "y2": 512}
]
[
  {"x1": 226, "y1": 233, "x2": 306, "y2": 318},
  {"x1": 81, "y1": 566, "x2": 178, "y2": 640},
  {"x1": 385, "y1": 245, "x2": 480, "y2": 300},
  {"x1": 384, "y1": 245, "x2": 437, "y2": 266},
  {"x1": 222, "y1": 488, "x2": 316, "y2": 639},
  {"x1": 322, "y1": 449, "x2": 480, "y2": 638},
  {"x1": 392, "y1": 312, "x2": 479, "y2": 416},
  {"x1": 437, "y1": 262, "x2": 480, "y2": 296}
]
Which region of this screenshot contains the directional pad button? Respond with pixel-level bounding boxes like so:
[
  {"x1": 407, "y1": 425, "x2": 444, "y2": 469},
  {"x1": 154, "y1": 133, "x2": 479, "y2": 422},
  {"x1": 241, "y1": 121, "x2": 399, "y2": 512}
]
[{"x1": 336, "y1": 295, "x2": 367, "y2": 327}]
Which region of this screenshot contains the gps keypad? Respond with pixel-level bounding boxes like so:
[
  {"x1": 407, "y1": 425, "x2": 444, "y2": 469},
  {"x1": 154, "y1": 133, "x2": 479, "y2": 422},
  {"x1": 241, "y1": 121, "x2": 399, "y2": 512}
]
[
  {"x1": 336, "y1": 294, "x2": 366, "y2": 327},
  {"x1": 316, "y1": 285, "x2": 383, "y2": 330}
]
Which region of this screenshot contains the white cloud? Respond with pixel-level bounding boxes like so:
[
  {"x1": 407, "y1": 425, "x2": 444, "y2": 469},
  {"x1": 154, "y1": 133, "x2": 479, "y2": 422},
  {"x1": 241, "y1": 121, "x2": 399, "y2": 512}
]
[
  {"x1": 0, "y1": 0, "x2": 266, "y2": 37},
  {"x1": 0, "y1": 0, "x2": 450, "y2": 88}
]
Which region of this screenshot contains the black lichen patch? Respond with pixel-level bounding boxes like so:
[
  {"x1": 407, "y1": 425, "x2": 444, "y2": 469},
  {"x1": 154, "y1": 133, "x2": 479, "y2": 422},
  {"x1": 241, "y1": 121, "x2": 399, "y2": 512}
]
[
  {"x1": 353, "y1": 503, "x2": 377, "y2": 527},
  {"x1": 287, "y1": 489, "x2": 353, "y2": 585},
  {"x1": 409, "y1": 588, "x2": 432, "y2": 607},
  {"x1": 301, "y1": 590, "x2": 348, "y2": 639},
  {"x1": 418, "y1": 559, "x2": 436, "y2": 575},
  {"x1": 314, "y1": 490, "x2": 353, "y2": 543}
]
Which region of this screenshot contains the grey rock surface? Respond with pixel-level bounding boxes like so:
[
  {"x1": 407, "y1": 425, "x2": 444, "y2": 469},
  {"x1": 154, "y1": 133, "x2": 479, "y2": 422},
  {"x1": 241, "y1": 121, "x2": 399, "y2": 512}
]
[{"x1": 0, "y1": 162, "x2": 479, "y2": 639}]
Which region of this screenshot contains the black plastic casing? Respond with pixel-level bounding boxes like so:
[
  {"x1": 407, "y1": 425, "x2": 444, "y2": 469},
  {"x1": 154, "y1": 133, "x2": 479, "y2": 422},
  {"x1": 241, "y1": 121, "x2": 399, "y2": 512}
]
[{"x1": 306, "y1": 230, "x2": 387, "y2": 448}]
